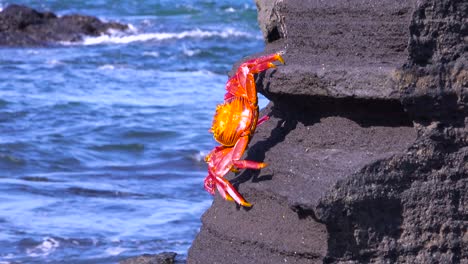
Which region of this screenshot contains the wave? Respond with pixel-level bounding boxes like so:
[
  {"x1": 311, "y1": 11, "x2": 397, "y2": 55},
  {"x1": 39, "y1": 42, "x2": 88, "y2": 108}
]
[
  {"x1": 224, "y1": 7, "x2": 236, "y2": 13},
  {"x1": 64, "y1": 28, "x2": 255, "y2": 46},
  {"x1": 90, "y1": 143, "x2": 145, "y2": 152},
  {"x1": 46, "y1": 59, "x2": 63, "y2": 66},
  {"x1": 98, "y1": 64, "x2": 115, "y2": 70},
  {"x1": 142, "y1": 51, "x2": 160, "y2": 57},
  {"x1": 0, "y1": 99, "x2": 9, "y2": 108},
  {"x1": 0, "y1": 154, "x2": 25, "y2": 166},
  {"x1": 182, "y1": 45, "x2": 201, "y2": 57},
  {"x1": 190, "y1": 150, "x2": 209, "y2": 163},
  {"x1": 67, "y1": 186, "x2": 143, "y2": 198},
  {"x1": 105, "y1": 246, "x2": 127, "y2": 256},
  {"x1": 26, "y1": 237, "x2": 60, "y2": 257},
  {"x1": 123, "y1": 129, "x2": 178, "y2": 139},
  {"x1": 20, "y1": 176, "x2": 53, "y2": 182}
]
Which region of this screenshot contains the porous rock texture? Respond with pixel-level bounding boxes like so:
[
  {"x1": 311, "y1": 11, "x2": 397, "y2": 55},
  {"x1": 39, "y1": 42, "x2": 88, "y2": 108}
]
[
  {"x1": 0, "y1": 4, "x2": 127, "y2": 46},
  {"x1": 188, "y1": 0, "x2": 467, "y2": 263}
]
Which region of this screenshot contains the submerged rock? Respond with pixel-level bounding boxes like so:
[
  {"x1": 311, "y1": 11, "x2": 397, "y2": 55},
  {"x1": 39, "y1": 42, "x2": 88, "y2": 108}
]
[
  {"x1": 120, "y1": 252, "x2": 177, "y2": 264},
  {"x1": 0, "y1": 4, "x2": 128, "y2": 46},
  {"x1": 188, "y1": 0, "x2": 467, "y2": 263}
]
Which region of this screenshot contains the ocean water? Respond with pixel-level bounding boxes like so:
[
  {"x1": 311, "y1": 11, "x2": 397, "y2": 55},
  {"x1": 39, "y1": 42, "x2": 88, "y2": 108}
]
[{"x1": 0, "y1": 1, "x2": 266, "y2": 263}]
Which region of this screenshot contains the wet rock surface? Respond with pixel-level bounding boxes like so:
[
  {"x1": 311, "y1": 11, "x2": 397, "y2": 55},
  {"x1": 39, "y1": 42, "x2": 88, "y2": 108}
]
[
  {"x1": 188, "y1": 0, "x2": 467, "y2": 263},
  {"x1": 0, "y1": 4, "x2": 128, "y2": 46}
]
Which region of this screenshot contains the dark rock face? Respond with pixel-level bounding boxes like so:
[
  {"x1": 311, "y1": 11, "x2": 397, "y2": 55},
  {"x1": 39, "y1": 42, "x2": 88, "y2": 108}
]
[
  {"x1": 398, "y1": 0, "x2": 467, "y2": 123},
  {"x1": 256, "y1": 0, "x2": 414, "y2": 100},
  {"x1": 316, "y1": 122, "x2": 467, "y2": 263},
  {"x1": 0, "y1": 4, "x2": 128, "y2": 46},
  {"x1": 188, "y1": 0, "x2": 467, "y2": 263}
]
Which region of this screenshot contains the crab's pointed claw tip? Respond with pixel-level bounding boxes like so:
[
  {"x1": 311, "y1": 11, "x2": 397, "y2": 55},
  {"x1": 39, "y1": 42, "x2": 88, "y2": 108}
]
[
  {"x1": 241, "y1": 201, "x2": 253, "y2": 207},
  {"x1": 275, "y1": 53, "x2": 285, "y2": 64},
  {"x1": 225, "y1": 194, "x2": 251, "y2": 207},
  {"x1": 227, "y1": 192, "x2": 252, "y2": 207},
  {"x1": 259, "y1": 162, "x2": 268, "y2": 169}
]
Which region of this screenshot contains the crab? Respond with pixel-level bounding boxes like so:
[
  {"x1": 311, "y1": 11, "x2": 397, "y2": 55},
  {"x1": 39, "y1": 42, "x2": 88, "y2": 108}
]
[
  {"x1": 205, "y1": 53, "x2": 284, "y2": 206},
  {"x1": 204, "y1": 116, "x2": 270, "y2": 207},
  {"x1": 210, "y1": 53, "x2": 284, "y2": 149}
]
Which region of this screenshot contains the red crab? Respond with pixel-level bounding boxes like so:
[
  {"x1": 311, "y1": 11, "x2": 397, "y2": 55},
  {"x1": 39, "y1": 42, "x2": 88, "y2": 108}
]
[
  {"x1": 205, "y1": 53, "x2": 284, "y2": 206},
  {"x1": 204, "y1": 116, "x2": 270, "y2": 207}
]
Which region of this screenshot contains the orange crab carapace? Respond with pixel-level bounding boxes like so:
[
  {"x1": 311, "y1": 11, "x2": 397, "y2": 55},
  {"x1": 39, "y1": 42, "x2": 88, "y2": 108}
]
[
  {"x1": 205, "y1": 53, "x2": 284, "y2": 206},
  {"x1": 211, "y1": 53, "x2": 284, "y2": 147}
]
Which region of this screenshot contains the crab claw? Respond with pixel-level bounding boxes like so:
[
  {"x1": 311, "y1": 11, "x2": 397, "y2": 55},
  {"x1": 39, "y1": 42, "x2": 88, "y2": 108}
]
[
  {"x1": 230, "y1": 167, "x2": 241, "y2": 173},
  {"x1": 205, "y1": 173, "x2": 252, "y2": 207},
  {"x1": 257, "y1": 115, "x2": 270, "y2": 126},
  {"x1": 215, "y1": 176, "x2": 252, "y2": 207},
  {"x1": 275, "y1": 53, "x2": 285, "y2": 64},
  {"x1": 204, "y1": 174, "x2": 216, "y2": 195},
  {"x1": 245, "y1": 53, "x2": 285, "y2": 71}
]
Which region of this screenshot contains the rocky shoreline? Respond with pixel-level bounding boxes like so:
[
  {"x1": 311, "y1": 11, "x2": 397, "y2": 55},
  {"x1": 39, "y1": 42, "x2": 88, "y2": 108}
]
[
  {"x1": 188, "y1": 0, "x2": 467, "y2": 263},
  {"x1": 0, "y1": 4, "x2": 127, "y2": 46}
]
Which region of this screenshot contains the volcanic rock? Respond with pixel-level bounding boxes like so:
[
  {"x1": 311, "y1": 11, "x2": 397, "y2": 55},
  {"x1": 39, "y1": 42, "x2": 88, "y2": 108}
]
[
  {"x1": 188, "y1": 0, "x2": 467, "y2": 263},
  {"x1": 0, "y1": 4, "x2": 128, "y2": 46}
]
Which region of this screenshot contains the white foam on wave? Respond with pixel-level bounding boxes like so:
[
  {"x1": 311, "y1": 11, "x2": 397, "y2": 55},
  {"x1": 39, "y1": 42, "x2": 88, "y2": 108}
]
[
  {"x1": 0, "y1": 253, "x2": 15, "y2": 264},
  {"x1": 182, "y1": 45, "x2": 201, "y2": 57},
  {"x1": 105, "y1": 246, "x2": 127, "y2": 256},
  {"x1": 46, "y1": 59, "x2": 63, "y2": 66},
  {"x1": 65, "y1": 28, "x2": 254, "y2": 46},
  {"x1": 27, "y1": 50, "x2": 40, "y2": 55},
  {"x1": 1, "y1": 254, "x2": 14, "y2": 260},
  {"x1": 224, "y1": 7, "x2": 236, "y2": 13},
  {"x1": 26, "y1": 237, "x2": 60, "y2": 257},
  {"x1": 98, "y1": 64, "x2": 115, "y2": 70},
  {"x1": 169, "y1": 69, "x2": 218, "y2": 77},
  {"x1": 126, "y1": 24, "x2": 138, "y2": 33},
  {"x1": 142, "y1": 51, "x2": 160, "y2": 57},
  {"x1": 191, "y1": 150, "x2": 209, "y2": 163}
]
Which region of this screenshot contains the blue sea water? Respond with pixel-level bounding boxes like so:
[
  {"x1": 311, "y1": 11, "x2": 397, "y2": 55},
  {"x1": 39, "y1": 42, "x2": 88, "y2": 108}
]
[{"x1": 0, "y1": 1, "x2": 266, "y2": 263}]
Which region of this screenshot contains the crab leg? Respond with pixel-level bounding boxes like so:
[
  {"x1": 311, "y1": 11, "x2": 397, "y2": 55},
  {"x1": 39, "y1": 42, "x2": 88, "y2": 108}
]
[
  {"x1": 243, "y1": 53, "x2": 285, "y2": 69},
  {"x1": 231, "y1": 136, "x2": 267, "y2": 170},
  {"x1": 249, "y1": 61, "x2": 278, "y2": 74},
  {"x1": 215, "y1": 176, "x2": 252, "y2": 207},
  {"x1": 205, "y1": 173, "x2": 251, "y2": 206},
  {"x1": 244, "y1": 55, "x2": 284, "y2": 105},
  {"x1": 257, "y1": 115, "x2": 270, "y2": 126},
  {"x1": 233, "y1": 159, "x2": 268, "y2": 170},
  {"x1": 225, "y1": 53, "x2": 284, "y2": 102}
]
